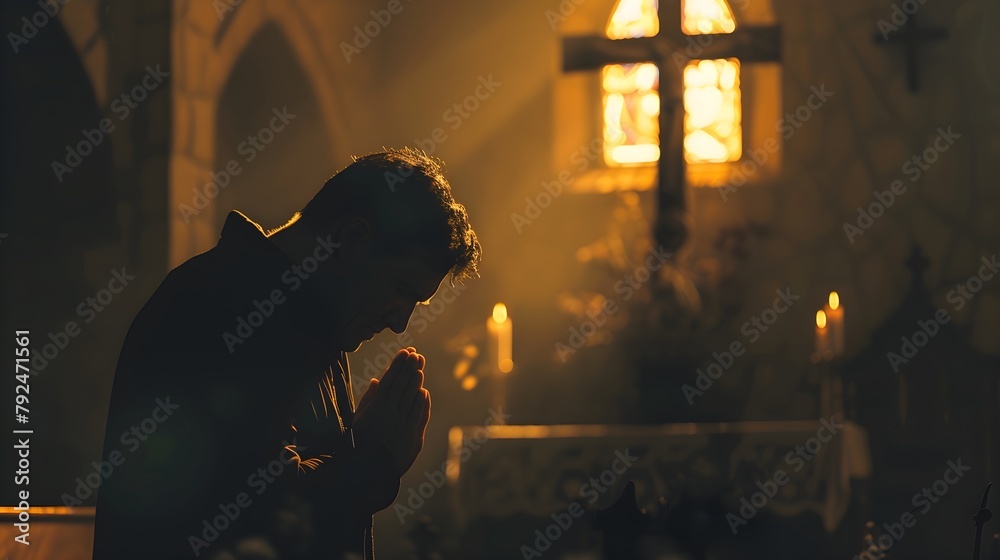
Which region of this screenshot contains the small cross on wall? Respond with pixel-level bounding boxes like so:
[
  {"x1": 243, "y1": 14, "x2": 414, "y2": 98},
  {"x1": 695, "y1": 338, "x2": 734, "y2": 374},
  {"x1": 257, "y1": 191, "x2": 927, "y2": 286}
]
[{"x1": 873, "y1": 13, "x2": 949, "y2": 92}]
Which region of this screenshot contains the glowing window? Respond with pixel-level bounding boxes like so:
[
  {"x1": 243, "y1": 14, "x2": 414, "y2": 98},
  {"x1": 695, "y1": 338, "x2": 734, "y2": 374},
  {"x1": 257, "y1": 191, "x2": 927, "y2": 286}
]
[
  {"x1": 684, "y1": 58, "x2": 741, "y2": 163},
  {"x1": 605, "y1": 0, "x2": 659, "y2": 40},
  {"x1": 602, "y1": 0, "x2": 742, "y2": 166},
  {"x1": 682, "y1": 0, "x2": 736, "y2": 35},
  {"x1": 603, "y1": 63, "x2": 660, "y2": 166}
]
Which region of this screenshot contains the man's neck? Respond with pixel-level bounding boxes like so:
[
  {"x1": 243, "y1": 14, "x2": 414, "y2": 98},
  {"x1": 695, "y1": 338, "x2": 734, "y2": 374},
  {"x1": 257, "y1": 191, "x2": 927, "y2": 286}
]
[
  {"x1": 267, "y1": 215, "x2": 315, "y2": 262},
  {"x1": 266, "y1": 219, "x2": 346, "y2": 354}
]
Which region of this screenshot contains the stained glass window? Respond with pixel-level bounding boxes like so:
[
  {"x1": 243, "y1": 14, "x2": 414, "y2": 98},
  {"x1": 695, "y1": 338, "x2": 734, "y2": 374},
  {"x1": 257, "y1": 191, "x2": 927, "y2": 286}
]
[
  {"x1": 603, "y1": 0, "x2": 660, "y2": 166},
  {"x1": 605, "y1": 0, "x2": 659, "y2": 39},
  {"x1": 603, "y1": 63, "x2": 660, "y2": 165},
  {"x1": 602, "y1": 0, "x2": 742, "y2": 166},
  {"x1": 681, "y1": 0, "x2": 736, "y2": 35},
  {"x1": 684, "y1": 58, "x2": 741, "y2": 163}
]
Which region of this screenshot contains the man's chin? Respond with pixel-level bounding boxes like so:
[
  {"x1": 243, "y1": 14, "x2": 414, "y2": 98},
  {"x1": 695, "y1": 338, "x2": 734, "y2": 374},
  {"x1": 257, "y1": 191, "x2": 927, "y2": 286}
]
[
  {"x1": 342, "y1": 329, "x2": 376, "y2": 353},
  {"x1": 348, "y1": 334, "x2": 372, "y2": 352}
]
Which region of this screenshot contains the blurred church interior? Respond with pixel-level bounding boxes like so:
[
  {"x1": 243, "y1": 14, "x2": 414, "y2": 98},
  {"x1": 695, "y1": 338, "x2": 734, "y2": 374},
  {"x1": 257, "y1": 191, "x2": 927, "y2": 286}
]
[{"x1": 1, "y1": 0, "x2": 999, "y2": 558}]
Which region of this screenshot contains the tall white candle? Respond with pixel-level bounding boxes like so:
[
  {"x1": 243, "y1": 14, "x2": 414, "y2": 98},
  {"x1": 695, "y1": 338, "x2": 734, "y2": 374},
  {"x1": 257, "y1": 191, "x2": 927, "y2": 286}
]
[
  {"x1": 493, "y1": 304, "x2": 513, "y2": 374},
  {"x1": 488, "y1": 303, "x2": 512, "y2": 411}
]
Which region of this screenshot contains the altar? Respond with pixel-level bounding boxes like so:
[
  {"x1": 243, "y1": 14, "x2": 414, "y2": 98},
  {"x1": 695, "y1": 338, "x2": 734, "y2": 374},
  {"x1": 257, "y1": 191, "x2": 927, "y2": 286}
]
[{"x1": 445, "y1": 419, "x2": 871, "y2": 559}]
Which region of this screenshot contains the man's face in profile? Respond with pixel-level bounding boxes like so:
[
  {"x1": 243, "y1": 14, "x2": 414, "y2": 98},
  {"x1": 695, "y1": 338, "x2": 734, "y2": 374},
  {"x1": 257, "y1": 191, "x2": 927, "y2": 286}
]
[{"x1": 331, "y1": 235, "x2": 449, "y2": 352}]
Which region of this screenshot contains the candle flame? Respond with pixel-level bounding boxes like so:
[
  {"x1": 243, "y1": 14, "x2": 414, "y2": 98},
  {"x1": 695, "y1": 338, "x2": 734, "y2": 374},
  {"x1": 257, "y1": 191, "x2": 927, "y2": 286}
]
[
  {"x1": 829, "y1": 291, "x2": 840, "y2": 310},
  {"x1": 492, "y1": 303, "x2": 507, "y2": 323},
  {"x1": 816, "y1": 310, "x2": 827, "y2": 329}
]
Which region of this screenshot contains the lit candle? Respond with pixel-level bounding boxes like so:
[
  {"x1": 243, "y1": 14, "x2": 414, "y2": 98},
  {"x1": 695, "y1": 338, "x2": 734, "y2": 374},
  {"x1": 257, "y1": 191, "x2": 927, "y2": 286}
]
[
  {"x1": 824, "y1": 292, "x2": 845, "y2": 357},
  {"x1": 488, "y1": 303, "x2": 513, "y2": 411},
  {"x1": 491, "y1": 303, "x2": 513, "y2": 373},
  {"x1": 815, "y1": 310, "x2": 830, "y2": 359}
]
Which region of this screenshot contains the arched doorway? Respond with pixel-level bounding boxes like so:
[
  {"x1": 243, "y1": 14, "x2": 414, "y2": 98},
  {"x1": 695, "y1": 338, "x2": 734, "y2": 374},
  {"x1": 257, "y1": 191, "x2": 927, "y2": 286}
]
[{"x1": 214, "y1": 22, "x2": 333, "y2": 231}]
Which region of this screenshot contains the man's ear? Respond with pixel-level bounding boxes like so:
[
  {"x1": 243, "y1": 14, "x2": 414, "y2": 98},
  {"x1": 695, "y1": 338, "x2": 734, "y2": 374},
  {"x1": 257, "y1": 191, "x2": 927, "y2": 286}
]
[{"x1": 333, "y1": 217, "x2": 373, "y2": 261}]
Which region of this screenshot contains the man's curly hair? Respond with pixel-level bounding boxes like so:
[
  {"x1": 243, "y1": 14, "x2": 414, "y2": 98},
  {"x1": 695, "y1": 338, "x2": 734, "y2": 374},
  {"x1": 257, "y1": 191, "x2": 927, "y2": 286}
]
[{"x1": 300, "y1": 147, "x2": 481, "y2": 285}]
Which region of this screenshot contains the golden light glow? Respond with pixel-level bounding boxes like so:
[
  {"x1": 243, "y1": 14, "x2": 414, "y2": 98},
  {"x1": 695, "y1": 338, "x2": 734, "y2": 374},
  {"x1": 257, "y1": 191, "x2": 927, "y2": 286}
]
[
  {"x1": 0, "y1": 506, "x2": 95, "y2": 516},
  {"x1": 612, "y1": 144, "x2": 661, "y2": 163},
  {"x1": 602, "y1": 63, "x2": 659, "y2": 166},
  {"x1": 603, "y1": 0, "x2": 659, "y2": 166},
  {"x1": 684, "y1": 58, "x2": 741, "y2": 163},
  {"x1": 284, "y1": 439, "x2": 332, "y2": 473},
  {"x1": 816, "y1": 310, "x2": 827, "y2": 329},
  {"x1": 494, "y1": 302, "x2": 513, "y2": 373},
  {"x1": 635, "y1": 64, "x2": 658, "y2": 90},
  {"x1": 682, "y1": 0, "x2": 736, "y2": 35},
  {"x1": 829, "y1": 291, "x2": 840, "y2": 310},
  {"x1": 492, "y1": 303, "x2": 507, "y2": 324},
  {"x1": 640, "y1": 92, "x2": 660, "y2": 115},
  {"x1": 488, "y1": 303, "x2": 513, "y2": 374},
  {"x1": 453, "y1": 359, "x2": 469, "y2": 379},
  {"x1": 447, "y1": 427, "x2": 464, "y2": 482},
  {"x1": 461, "y1": 376, "x2": 478, "y2": 390},
  {"x1": 602, "y1": 0, "x2": 742, "y2": 168},
  {"x1": 606, "y1": 0, "x2": 659, "y2": 39}
]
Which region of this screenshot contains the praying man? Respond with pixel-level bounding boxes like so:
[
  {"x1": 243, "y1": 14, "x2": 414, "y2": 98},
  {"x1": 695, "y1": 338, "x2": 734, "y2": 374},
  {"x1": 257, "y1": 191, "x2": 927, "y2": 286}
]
[{"x1": 92, "y1": 148, "x2": 482, "y2": 560}]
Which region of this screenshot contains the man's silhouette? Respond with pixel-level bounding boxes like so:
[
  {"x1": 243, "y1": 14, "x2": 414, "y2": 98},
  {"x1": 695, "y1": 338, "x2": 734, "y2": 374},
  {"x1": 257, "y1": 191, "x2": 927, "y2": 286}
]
[{"x1": 93, "y1": 148, "x2": 481, "y2": 560}]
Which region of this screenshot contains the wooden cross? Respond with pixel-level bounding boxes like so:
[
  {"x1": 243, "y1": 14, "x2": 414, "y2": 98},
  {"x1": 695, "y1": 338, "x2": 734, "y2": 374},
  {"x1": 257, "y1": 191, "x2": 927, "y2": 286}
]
[
  {"x1": 873, "y1": 13, "x2": 949, "y2": 92},
  {"x1": 905, "y1": 244, "x2": 929, "y2": 286},
  {"x1": 562, "y1": 3, "x2": 780, "y2": 252}
]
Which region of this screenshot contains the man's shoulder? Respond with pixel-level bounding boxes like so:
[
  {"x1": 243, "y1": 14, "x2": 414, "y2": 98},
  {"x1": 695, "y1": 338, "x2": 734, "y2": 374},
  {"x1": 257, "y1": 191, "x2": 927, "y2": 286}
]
[
  {"x1": 118, "y1": 247, "x2": 241, "y2": 359},
  {"x1": 146, "y1": 248, "x2": 226, "y2": 310}
]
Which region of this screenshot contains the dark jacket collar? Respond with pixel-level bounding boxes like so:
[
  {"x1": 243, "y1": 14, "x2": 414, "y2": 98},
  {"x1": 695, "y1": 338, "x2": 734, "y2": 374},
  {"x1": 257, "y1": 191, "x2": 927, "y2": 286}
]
[{"x1": 216, "y1": 210, "x2": 341, "y2": 358}]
